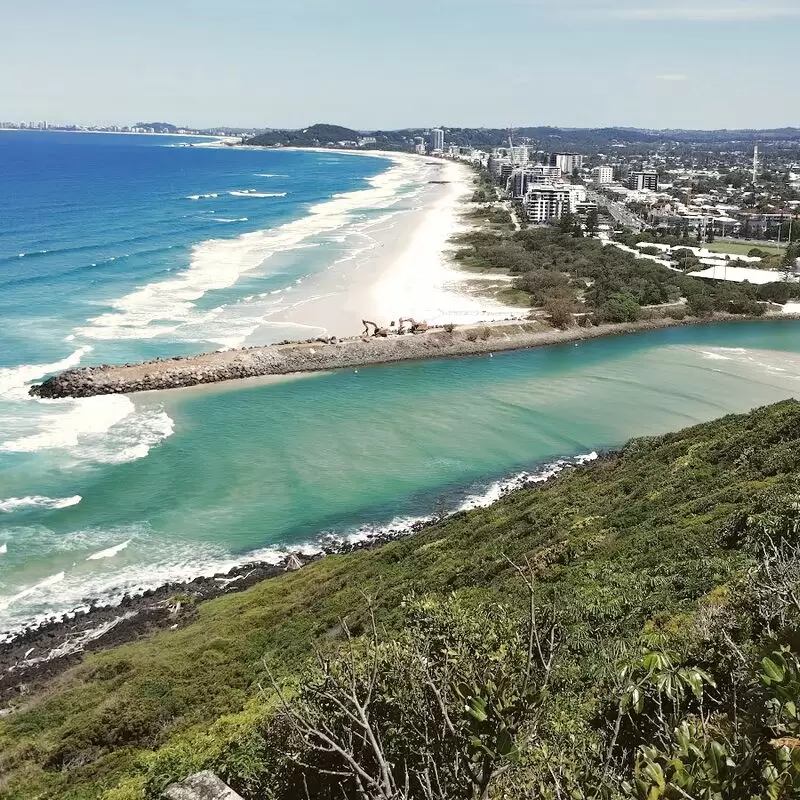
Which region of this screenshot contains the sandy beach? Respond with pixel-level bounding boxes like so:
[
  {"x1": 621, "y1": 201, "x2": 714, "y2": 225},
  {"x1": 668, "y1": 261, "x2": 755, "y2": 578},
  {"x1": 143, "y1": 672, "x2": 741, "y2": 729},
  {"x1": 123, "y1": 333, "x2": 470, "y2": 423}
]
[{"x1": 242, "y1": 154, "x2": 527, "y2": 341}]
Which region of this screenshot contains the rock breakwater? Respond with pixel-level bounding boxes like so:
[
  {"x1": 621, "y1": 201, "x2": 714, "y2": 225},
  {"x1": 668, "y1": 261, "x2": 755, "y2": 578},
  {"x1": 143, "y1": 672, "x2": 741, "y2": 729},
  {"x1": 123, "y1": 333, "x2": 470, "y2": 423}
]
[
  {"x1": 28, "y1": 315, "x2": 786, "y2": 399},
  {"x1": 29, "y1": 320, "x2": 551, "y2": 398}
]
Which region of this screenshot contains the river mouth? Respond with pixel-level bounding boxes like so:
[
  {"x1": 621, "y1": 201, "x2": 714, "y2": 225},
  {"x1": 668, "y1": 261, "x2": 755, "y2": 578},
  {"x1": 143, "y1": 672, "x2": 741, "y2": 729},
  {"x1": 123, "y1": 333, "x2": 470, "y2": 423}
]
[{"x1": 2, "y1": 319, "x2": 800, "y2": 637}]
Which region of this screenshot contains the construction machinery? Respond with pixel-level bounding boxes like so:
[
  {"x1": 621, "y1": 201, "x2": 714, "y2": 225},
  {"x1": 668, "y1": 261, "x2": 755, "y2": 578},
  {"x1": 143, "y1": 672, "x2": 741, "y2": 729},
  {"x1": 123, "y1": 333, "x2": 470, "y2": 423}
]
[
  {"x1": 362, "y1": 320, "x2": 390, "y2": 338},
  {"x1": 398, "y1": 317, "x2": 430, "y2": 334}
]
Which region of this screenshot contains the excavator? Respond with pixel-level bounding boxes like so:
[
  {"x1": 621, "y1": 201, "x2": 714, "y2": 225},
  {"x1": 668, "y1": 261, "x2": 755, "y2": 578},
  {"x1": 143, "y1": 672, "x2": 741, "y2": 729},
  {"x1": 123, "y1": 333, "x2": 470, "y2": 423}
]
[
  {"x1": 398, "y1": 317, "x2": 429, "y2": 335},
  {"x1": 362, "y1": 320, "x2": 390, "y2": 338}
]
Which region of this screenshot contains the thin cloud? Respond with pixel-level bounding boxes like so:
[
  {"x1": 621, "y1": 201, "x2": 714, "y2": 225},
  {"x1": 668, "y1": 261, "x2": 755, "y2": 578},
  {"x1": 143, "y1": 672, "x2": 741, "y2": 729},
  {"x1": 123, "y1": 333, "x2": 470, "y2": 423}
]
[
  {"x1": 656, "y1": 74, "x2": 688, "y2": 81},
  {"x1": 612, "y1": 5, "x2": 800, "y2": 21}
]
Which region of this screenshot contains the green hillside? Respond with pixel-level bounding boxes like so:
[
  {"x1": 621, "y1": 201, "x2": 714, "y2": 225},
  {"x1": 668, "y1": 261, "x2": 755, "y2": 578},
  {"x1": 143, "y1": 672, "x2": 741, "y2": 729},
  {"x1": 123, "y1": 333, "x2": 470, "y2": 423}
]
[
  {"x1": 3, "y1": 401, "x2": 800, "y2": 798},
  {"x1": 246, "y1": 123, "x2": 411, "y2": 150}
]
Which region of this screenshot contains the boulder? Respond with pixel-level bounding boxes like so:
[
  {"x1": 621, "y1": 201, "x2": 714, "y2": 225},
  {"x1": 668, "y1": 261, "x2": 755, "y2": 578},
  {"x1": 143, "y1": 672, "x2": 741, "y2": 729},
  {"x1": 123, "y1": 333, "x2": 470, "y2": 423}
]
[{"x1": 163, "y1": 771, "x2": 243, "y2": 800}]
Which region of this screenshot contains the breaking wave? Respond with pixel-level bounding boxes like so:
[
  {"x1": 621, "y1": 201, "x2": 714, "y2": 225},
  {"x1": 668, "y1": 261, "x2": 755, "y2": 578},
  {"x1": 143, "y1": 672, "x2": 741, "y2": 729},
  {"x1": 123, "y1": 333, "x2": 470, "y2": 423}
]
[
  {"x1": 1, "y1": 394, "x2": 174, "y2": 465},
  {"x1": 0, "y1": 495, "x2": 82, "y2": 513},
  {"x1": 0, "y1": 346, "x2": 92, "y2": 400},
  {"x1": 0, "y1": 572, "x2": 65, "y2": 614},
  {"x1": 75, "y1": 156, "x2": 425, "y2": 346},
  {"x1": 228, "y1": 190, "x2": 287, "y2": 198},
  {"x1": 86, "y1": 539, "x2": 132, "y2": 561}
]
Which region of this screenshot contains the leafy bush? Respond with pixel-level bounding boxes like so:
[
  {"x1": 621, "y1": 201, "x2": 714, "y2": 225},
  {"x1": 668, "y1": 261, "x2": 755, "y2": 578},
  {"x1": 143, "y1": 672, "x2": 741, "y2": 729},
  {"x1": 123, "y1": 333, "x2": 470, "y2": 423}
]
[{"x1": 597, "y1": 292, "x2": 641, "y2": 323}]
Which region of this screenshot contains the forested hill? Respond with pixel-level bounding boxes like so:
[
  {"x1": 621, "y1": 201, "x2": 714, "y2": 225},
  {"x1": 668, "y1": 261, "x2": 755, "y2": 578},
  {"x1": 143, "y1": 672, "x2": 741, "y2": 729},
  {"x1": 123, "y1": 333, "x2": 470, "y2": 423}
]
[
  {"x1": 245, "y1": 123, "x2": 406, "y2": 149},
  {"x1": 244, "y1": 124, "x2": 800, "y2": 152},
  {"x1": 3, "y1": 401, "x2": 800, "y2": 798}
]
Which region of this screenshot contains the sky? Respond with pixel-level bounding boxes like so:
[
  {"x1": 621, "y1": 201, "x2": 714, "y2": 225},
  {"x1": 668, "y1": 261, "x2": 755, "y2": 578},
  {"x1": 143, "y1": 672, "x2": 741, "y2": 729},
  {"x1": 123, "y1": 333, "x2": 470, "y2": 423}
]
[{"x1": 1, "y1": 0, "x2": 797, "y2": 130}]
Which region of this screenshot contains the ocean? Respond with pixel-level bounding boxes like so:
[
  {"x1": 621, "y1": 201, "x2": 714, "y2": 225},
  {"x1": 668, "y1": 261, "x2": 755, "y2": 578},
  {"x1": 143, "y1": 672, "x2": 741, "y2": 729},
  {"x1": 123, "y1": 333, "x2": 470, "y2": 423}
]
[{"x1": 2, "y1": 131, "x2": 800, "y2": 636}]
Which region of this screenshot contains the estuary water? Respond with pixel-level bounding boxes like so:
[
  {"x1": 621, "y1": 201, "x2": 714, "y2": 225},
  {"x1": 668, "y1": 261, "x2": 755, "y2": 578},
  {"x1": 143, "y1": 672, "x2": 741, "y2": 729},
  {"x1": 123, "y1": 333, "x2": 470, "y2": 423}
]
[{"x1": 1, "y1": 133, "x2": 799, "y2": 634}]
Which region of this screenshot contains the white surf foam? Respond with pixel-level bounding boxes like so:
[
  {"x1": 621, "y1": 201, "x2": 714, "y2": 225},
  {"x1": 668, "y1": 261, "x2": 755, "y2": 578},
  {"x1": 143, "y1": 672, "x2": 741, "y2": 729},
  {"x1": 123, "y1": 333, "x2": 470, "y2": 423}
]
[
  {"x1": 0, "y1": 572, "x2": 65, "y2": 614},
  {"x1": 74, "y1": 156, "x2": 426, "y2": 346},
  {"x1": 229, "y1": 190, "x2": 287, "y2": 198},
  {"x1": 86, "y1": 539, "x2": 131, "y2": 561},
  {"x1": 254, "y1": 173, "x2": 288, "y2": 178},
  {"x1": 0, "y1": 450, "x2": 600, "y2": 639},
  {"x1": 1, "y1": 395, "x2": 174, "y2": 465},
  {"x1": 337, "y1": 453, "x2": 600, "y2": 545},
  {"x1": 13, "y1": 249, "x2": 50, "y2": 259},
  {"x1": 2, "y1": 395, "x2": 136, "y2": 453},
  {"x1": 213, "y1": 217, "x2": 249, "y2": 223},
  {"x1": 186, "y1": 193, "x2": 219, "y2": 200},
  {"x1": 0, "y1": 543, "x2": 7, "y2": 555},
  {"x1": 0, "y1": 346, "x2": 92, "y2": 399},
  {"x1": 0, "y1": 495, "x2": 82, "y2": 513},
  {"x1": 457, "y1": 452, "x2": 598, "y2": 513}
]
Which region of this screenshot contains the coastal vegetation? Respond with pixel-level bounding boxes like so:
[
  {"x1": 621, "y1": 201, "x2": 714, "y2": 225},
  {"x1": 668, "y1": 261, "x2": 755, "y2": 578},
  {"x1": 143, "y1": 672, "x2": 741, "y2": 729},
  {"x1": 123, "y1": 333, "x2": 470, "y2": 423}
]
[
  {"x1": 3, "y1": 401, "x2": 800, "y2": 798},
  {"x1": 451, "y1": 225, "x2": 793, "y2": 322}
]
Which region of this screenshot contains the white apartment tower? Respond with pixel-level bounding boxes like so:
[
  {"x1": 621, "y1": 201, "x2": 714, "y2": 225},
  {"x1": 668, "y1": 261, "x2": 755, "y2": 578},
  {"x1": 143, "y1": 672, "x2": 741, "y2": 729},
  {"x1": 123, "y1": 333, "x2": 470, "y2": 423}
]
[
  {"x1": 550, "y1": 153, "x2": 584, "y2": 176},
  {"x1": 592, "y1": 166, "x2": 614, "y2": 185},
  {"x1": 523, "y1": 185, "x2": 572, "y2": 224},
  {"x1": 510, "y1": 145, "x2": 530, "y2": 164},
  {"x1": 429, "y1": 128, "x2": 445, "y2": 152},
  {"x1": 753, "y1": 144, "x2": 760, "y2": 185}
]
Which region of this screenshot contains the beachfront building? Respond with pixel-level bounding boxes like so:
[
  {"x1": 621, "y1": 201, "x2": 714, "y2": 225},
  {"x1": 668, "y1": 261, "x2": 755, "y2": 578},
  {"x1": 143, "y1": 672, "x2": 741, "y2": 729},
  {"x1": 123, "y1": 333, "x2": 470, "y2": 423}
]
[
  {"x1": 551, "y1": 153, "x2": 584, "y2": 176},
  {"x1": 414, "y1": 137, "x2": 426, "y2": 155},
  {"x1": 522, "y1": 185, "x2": 572, "y2": 223},
  {"x1": 510, "y1": 165, "x2": 563, "y2": 198},
  {"x1": 628, "y1": 171, "x2": 659, "y2": 191},
  {"x1": 429, "y1": 128, "x2": 445, "y2": 153},
  {"x1": 592, "y1": 166, "x2": 614, "y2": 185}
]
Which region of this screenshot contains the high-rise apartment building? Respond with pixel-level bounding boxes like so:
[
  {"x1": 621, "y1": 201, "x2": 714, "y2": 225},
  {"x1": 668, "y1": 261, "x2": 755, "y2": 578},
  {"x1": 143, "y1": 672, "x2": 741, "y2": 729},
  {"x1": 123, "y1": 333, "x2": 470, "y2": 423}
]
[
  {"x1": 522, "y1": 186, "x2": 572, "y2": 224},
  {"x1": 429, "y1": 128, "x2": 445, "y2": 152},
  {"x1": 550, "y1": 153, "x2": 584, "y2": 175},
  {"x1": 592, "y1": 166, "x2": 614, "y2": 185},
  {"x1": 627, "y1": 171, "x2": 659, "y2": 191}
]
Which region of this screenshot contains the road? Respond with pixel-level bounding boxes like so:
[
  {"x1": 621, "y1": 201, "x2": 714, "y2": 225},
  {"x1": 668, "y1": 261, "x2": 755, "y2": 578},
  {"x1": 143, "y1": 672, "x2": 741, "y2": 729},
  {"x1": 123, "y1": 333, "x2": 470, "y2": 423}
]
[{"x1": 587, "y1": 188, "x2": 644, "y2": 232}]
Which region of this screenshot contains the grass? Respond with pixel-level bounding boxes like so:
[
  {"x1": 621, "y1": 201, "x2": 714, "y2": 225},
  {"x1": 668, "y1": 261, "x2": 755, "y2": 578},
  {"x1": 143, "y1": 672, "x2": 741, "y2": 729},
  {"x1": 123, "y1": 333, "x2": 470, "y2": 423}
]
[
  {"x1": 3, "y1": 401, "x2": 800, "y2": 798},
  {"x1": 705, "y1": 240, "x2": 786, "y2": 257}
]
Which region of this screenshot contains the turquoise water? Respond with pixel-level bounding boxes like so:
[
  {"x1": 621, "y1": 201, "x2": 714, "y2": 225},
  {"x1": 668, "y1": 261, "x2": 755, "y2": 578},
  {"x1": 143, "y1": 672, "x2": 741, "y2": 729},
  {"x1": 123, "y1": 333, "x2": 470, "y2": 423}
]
[
  {"x1": 1, "y1": 133, "x2": 799, "y2": 634},
  {"x1": 2, "y1": 319, "x2": 799, "y2": 633}
]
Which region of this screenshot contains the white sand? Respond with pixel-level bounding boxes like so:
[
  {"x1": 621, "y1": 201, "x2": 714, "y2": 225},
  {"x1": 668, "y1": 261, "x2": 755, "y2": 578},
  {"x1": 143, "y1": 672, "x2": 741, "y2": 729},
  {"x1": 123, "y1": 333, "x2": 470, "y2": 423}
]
[
  {"x1": 254, "y1": 156, "x2": 527, "y2": 340},
  {"x1": 367, "y1": 160, "x2": 525, "y2": 327}
]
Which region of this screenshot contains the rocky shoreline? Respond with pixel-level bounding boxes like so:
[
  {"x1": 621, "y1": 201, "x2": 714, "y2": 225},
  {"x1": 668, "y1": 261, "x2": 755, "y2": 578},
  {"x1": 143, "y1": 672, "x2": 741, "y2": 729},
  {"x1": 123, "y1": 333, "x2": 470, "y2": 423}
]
[
  {"x1": 0, "y1": 454, "x2": 603, "y2": 708},
  {"x1": 28, "y1": 314, "x2": 792, "y2": 400},
  {"x1": 0, "y1": 526, "x2": 425, "y2": 706}
]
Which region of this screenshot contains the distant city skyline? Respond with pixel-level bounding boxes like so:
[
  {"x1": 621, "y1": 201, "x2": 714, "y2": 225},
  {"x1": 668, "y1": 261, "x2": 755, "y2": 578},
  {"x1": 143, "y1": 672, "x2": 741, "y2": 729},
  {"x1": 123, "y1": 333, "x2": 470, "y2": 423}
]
[{"x1": 2, "y1": 0, "x2": 796, "y2": 131}]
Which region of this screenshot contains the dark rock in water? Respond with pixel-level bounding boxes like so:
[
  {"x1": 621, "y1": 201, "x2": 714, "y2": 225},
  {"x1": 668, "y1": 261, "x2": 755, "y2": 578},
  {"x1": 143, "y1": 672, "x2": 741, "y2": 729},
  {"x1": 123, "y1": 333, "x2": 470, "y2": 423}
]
[{"x1": 165, "y1": 771, "x2": 243, "y2": 800}]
